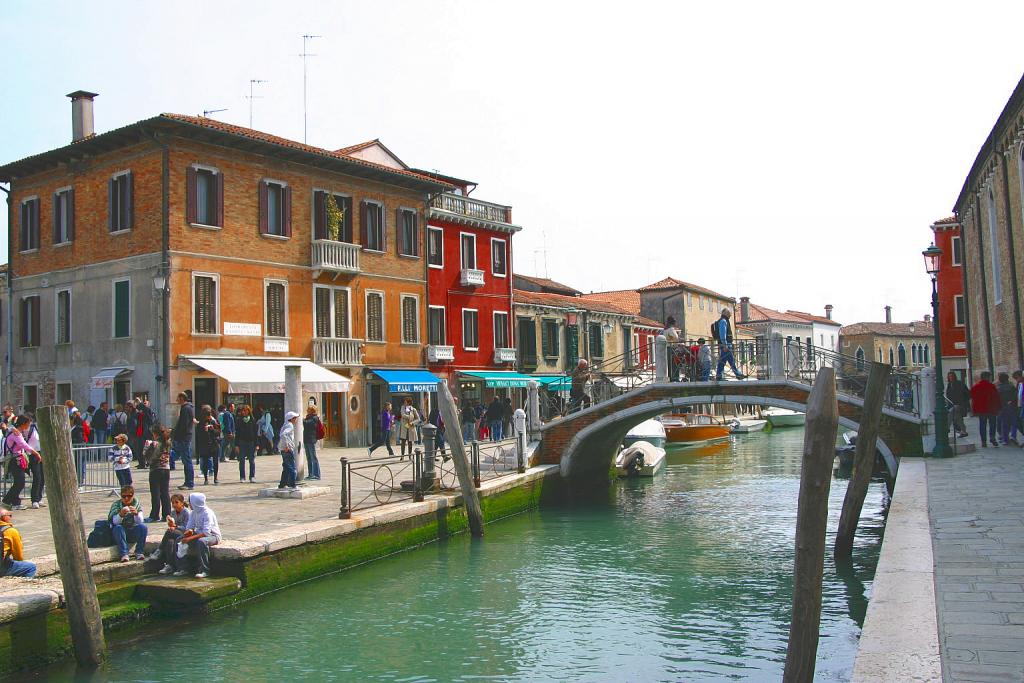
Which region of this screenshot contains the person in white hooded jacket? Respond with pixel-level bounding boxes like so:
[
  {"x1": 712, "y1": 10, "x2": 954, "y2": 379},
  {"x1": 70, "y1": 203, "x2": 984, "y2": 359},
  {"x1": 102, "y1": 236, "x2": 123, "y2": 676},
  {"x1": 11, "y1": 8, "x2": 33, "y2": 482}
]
[{"x1": 173, "y1": 492, "x2": 221, "y2": 579}]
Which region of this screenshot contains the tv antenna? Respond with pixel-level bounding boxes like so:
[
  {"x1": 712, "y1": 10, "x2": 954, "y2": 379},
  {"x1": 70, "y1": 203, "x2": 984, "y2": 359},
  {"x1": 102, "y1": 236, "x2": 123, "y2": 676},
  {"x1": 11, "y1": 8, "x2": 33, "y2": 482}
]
[
  {"x1": 300, "y1": 34, "x2": 322, "y2": 143},
  {"x1": 246, "y1": 79, "x2": 267, "y2": 128},
  {"x1": 201, "y1": 108, "x2": 228, "y2": 118}
]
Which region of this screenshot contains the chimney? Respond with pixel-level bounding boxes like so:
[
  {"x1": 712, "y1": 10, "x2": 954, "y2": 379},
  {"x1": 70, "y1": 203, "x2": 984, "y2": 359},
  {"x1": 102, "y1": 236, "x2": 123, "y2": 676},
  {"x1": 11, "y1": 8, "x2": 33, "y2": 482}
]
[
  {"x1": 739, "y1": 296, "x2": 750, "y2": 323},
  {"x1": 884, "y1": 305, "x2": 892, "y2": 324},
  {"x1": 923, "y1": 314, "x2": 931, "y2": 324},
  {"x1": 67, "y1": 90, "x2": 98, "y2": 142},
  {"x1": 825, "y1": 304, "x2": 833, "y2": 321}
]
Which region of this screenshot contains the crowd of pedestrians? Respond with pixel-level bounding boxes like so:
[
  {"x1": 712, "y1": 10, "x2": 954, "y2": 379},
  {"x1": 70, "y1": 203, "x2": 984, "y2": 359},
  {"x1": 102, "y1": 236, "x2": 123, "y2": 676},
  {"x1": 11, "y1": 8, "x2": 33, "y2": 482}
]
[{"x1": 965, "y1": 370, "x2": 1024, "y2": 449}]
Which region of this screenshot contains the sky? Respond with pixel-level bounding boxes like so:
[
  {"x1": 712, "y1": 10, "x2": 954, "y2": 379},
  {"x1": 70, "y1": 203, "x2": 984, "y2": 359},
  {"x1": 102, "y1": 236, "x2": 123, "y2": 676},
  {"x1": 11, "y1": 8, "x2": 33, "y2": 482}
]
[{"x1": 2, "y1": 1, "x2": 1023, "y2": 326}]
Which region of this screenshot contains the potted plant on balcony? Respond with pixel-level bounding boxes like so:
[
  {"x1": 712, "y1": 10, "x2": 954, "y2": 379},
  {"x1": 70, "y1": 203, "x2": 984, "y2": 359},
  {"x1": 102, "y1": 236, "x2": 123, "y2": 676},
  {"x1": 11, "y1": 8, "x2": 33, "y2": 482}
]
[{"x1": 325, "y1": 194, "x2": 345, "y2": 241}]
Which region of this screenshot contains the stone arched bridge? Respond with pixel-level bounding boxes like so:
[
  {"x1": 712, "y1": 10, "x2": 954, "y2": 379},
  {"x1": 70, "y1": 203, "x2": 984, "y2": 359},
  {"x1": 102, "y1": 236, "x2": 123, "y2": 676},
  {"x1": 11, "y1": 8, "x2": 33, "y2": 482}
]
[{"x1": 535, "y1": 379, "x2": 923, "y2": 482}]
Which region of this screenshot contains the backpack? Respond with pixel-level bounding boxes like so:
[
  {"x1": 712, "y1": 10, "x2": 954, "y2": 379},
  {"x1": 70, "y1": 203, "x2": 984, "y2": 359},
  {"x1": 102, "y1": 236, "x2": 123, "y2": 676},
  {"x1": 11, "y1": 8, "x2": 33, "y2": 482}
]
[
  {"x1": 111, "y1": 412, "x2": 128, "y2": 437},
  {"x1": 87, "y1": 520, "x2": 114, "y2": 548},
  {"x1": 315, "y1": 418, "x2": 326, "y2": 440},
  {"x1": 711, "y1": 319, "x2": 720, "y2": 341}
]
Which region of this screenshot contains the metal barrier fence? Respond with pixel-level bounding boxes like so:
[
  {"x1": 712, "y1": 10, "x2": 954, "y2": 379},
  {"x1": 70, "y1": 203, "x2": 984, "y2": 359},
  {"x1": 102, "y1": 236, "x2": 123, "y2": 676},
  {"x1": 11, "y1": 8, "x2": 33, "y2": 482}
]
[
  {"x1": 338, "y1": 452, "x2": 421, "y2": 518},
  {"x1": 0, "y1": 444, "x2": 119, "y2": 499},
  {"x1": 470, "y1": 437, "x2": 524, "y2": 486}
]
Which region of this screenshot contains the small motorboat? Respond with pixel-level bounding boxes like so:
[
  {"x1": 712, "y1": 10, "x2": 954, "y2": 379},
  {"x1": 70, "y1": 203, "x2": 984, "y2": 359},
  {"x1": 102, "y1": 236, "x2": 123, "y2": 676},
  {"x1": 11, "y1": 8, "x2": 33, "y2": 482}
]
[
  {"x1": 728, "y1": 418, "x2": 767, "y2": 433},
  {"x1": 764, "y1": 408, "x2": 806, "y2": 428},
  {"x1": 615, "y1": 441, "x2": 667, "y2": 477},
  {"x1": 659, "y1": 413, "x2": 731, "y2": 446},
  {"x1": 623, "y1": 419, "x2": 667, "y2": 449}
]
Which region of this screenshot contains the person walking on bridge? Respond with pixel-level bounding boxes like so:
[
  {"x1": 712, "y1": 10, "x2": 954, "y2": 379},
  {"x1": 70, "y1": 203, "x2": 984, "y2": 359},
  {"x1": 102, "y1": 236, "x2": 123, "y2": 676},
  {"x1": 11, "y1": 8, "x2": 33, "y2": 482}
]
[
  {"x1": 662, "y1": 317, "x2": 681, "y2": 382},
  {"x1": 713, "y1": 309, "x2": 746, "y2": 381},
  {"x1": 569, "y1": 359, "x2": 591, "y2": 413}
]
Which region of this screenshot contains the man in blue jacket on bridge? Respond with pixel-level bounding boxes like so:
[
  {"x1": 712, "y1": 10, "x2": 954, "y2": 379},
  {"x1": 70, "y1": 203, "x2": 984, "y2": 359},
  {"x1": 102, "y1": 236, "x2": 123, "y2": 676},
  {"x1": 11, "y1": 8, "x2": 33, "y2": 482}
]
[{"x1": 714, "y1": 308, "x2": 746, "y2": 381}]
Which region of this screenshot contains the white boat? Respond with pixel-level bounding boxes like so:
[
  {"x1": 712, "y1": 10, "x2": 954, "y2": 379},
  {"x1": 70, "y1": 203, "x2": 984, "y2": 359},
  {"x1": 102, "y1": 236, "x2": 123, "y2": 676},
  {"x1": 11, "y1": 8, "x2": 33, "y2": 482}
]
[
  {"x1": 623, "y1": 419, "x2": 667, "y2": 449},
  {"x1": 764, "y1": 408, "x2": 806, "y2": 428},
  {"x1": 728, "y1": 418, "x2": 767, "y2": 433},
  {"x1": 615, "y1": 441, "x2": 667, "y2": 477}
]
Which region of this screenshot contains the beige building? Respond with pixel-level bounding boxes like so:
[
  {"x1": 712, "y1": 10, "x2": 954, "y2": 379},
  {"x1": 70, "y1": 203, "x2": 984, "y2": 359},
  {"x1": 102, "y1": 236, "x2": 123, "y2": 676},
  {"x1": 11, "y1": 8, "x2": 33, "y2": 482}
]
[
  {"x1": 839, "y1": 307, "x2": 936, "y2": 371},
  {"x1": 634, "y1": 277, "x2": 735, "y2": 340}
]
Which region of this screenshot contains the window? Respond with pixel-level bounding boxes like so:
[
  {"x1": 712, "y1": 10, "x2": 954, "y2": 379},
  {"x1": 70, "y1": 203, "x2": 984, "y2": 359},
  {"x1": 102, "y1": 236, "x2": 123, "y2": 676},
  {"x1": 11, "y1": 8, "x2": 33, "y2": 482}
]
[
  {"x1": 428, "y1": 306, "x2": 446, "y2": 345},
  {"x1": 19, "y1": 197, "x2": 39, "y2": 252},
  {"x1": 56, "y1": 288, "x2": 71, "y2": 344},
  {"x1": 878, "y1": 348, "x2": 883, "y2": 362},
  {"x1": 888, "y1": 347, "x2": 894, "y2": 365},
  {"x1": 398, "y1": 209, "x2": 418, "y2": 257},
  {"x1": 56, "y1": 382, "x2": 72, "y2": 406},
  {"x1": 192, "y1": 274, "x2": 218, "y2": 335},
  {"x1": 401, "y1": 295, "x2": 419, "y2": 343},
  {"x1": 494, "y1": 311, "x2": 509, "y2": 348},
  {"x1": 699, "y1": 296, "x2": 705, "y2": 311},
  {"x1": 109, "y1": 171, "x2": 133, "y2": 232},
  {"x1": 541, "y1": 319, "x2": 560, "y2": 358},
  {"x1": 491, "y1": 239, "x2": 507, "y2": 277},
  {"x1": 22, "y1": 385, "x2": 38, "y2": 414},
  {"x1": 462, "y1": 309, "x2": 479, "y2": 350},
  {"x1": 923, "y1": 344, "x2": 930, "y2": 365},
  {"x1": 954, "y1": 294, "x2": 965, "y2": 327},
  {"x1": 187, "y1": 166, "x2": 222, "y2": 227},
  {"x1": 589, "y1": 322, "x2": 605, "y2": 358},
  {"x1": 950, "y1": 235, "x2": 962, "y2": 266},
  {"x1": 265, "y1": 280, "x2": 287, "y2": 338},
  {"x1": 313, "y1": 191, "x2": 353, "y2": 241},
  {"x1": 19, "y1": 295, "x2": 40, "y2": 348},
  {"x1": 366, "y1": 291, "x2": 384, "y2": 342},
  {"x1": 259, "y1": 180, "x2": 291, "y2": 237},
  {"x1": 911, "y1": 344, "x2": 918, "y2": 365},
  {"x1": 361, "y1": 201, "x2": 384, "y2": 251},
  {"x1": 988, "y1": 188, "x2": 1002, "y2": 304},
  {"x1": 53, "y1": 188, "x2": 75, "y2": 244},
  {"x1": 855, "y1": 347, "x2": 865, "y2": 371},
  {"x1": 897, "y1": 343, "x2": 906, "y2": 367},
  {"x1": 460, "y1": 233, "x2": 477, "y2": 270},
  {"x1": 427, "y1": 227, "x2": 444, "y2": 268},
  {"x1": 687, "y1": 292, "x2": 693, "y2": 309},
  {"x1": 314, "y1": 286, "x2": 351, "y2": 338},
  {"x1": 517, "y1": 317, "x2": 538, "y2": 367},
  {"x1": 112, "y1": 279, "x2": 130, "y2": 338}
]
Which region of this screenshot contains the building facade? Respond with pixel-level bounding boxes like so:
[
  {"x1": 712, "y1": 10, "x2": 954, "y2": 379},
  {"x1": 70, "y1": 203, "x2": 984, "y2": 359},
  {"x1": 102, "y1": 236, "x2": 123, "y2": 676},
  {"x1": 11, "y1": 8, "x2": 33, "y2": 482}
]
[
  {"x1": 839, "y1": 308, "x2": 936, "y2": 371},
  {"x1": 952, "y1": 72, "x2": 1024, "y2": 376},
  {"x1": 637, "y1": 277, "x2": 734, "y2": 341},
  {"x1": 930, "y1": 216, "x2": 968, "y2": 377}
]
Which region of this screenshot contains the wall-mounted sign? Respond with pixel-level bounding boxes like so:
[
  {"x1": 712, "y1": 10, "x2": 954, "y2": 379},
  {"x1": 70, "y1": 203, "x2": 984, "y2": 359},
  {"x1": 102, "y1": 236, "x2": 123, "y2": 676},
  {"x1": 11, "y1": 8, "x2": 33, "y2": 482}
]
[
  {"x1": 954, "y1": 341, "x2": 966, "y2": 350},
  {"x1": 224, "y1": 322, "x2": 262, "y2": 337},
  {"x1": 264, "y1": 339, "x2": 289, "y2": 353}
]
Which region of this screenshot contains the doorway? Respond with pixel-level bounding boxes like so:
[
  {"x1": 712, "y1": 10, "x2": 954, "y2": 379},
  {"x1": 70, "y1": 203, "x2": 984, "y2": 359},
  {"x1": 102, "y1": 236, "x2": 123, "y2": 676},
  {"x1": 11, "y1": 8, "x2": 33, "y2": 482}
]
[
  {"x1": 323, "y1": 392, "x2": 347, "y2": 445},
  {"x1": 193, "y1": 378, "x2": 217, "y2": 412}
]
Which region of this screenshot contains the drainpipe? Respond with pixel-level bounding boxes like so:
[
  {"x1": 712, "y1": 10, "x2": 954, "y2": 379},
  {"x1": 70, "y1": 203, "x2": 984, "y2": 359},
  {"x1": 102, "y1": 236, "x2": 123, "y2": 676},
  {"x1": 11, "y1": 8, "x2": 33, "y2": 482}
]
[
  {"x1": 1, "y1": 183, "x2": 12, "y2": 405},
  {"x1": 140, "y1": 126, "x2": 171, "y2": 421}
]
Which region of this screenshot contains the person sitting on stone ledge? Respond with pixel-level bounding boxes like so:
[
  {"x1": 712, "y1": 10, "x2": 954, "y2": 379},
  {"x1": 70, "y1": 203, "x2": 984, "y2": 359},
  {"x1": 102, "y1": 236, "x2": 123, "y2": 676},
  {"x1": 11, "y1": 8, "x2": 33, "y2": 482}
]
[
  {"x1": 173, "y1": 492, "x2": 220, "y2": 579},
  {"x1": 0, "y1": 505, "x2": 36, "y2": 577},
  {"x1": 153, "y1": 493, "x2": 190, "y2": 575},
  {"x1": 108, "y1": 485, "x2": 148, "y2": 563}
]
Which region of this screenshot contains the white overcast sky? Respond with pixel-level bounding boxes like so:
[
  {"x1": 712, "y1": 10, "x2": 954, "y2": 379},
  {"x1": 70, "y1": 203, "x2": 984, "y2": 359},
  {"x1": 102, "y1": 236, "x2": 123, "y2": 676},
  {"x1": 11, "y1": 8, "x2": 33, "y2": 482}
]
[{"x1": 3, "y1": 1, "x2": 1023, "y2": 325}]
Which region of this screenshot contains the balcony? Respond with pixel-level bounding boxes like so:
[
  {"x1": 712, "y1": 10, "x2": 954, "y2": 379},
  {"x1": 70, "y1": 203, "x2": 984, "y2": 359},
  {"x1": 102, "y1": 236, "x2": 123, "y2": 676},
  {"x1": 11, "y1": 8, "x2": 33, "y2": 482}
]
[
  {"x1": 461, "y1": 268, "x2": 485, "y2": 287},
  {"x1": 313, "y1": 338, "x2": 363, "y2": 366},
  {"x1": 427, "y1": 345, "x2": 455, "y2": 363},
  {"x1": 430, "y1": 193, "x2": 512, "y2": 225},
  {"x1": 493, "y1": 348, "x2": 516, "y2": 364},
  {"x1": 312, "y1": 239, "x2": 360, "y2": 276}
]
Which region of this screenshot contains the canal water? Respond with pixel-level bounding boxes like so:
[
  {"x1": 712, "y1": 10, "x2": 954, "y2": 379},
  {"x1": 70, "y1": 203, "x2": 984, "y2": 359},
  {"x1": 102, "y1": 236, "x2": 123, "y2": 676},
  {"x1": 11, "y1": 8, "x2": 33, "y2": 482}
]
[{"x1": 38, "y1": 428, "x2": 884, "y2": 682}]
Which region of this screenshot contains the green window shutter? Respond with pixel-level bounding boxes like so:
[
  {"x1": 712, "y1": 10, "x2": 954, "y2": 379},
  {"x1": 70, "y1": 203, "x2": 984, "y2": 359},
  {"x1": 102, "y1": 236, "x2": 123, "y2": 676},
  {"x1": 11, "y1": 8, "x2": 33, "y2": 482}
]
[
  {"x1": 565, "y1": 325, "x2": 578, "y2": 368},
  {"x1": 541, "y1": 320, "x2": 551, "y2": 358},
  {"x1": 114, "y1": 280, "x2": 130, "y2": 338}
]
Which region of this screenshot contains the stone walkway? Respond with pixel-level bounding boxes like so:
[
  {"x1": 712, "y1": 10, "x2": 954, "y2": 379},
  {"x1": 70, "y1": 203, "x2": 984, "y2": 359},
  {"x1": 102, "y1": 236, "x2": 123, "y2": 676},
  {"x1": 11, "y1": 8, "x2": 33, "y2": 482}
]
[{"x1": 928, "y1": 437, "x2": 1024, "y2": 683}]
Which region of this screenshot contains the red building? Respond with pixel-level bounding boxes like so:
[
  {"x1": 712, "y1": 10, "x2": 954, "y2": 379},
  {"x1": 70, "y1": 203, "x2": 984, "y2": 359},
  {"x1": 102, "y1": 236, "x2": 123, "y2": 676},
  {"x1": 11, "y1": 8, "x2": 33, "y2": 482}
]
[
  {"x1": 930, "y1": 216, "x2": 968, "y2": 377},
  {"x1": 420, "y1": 173, "x2": 521, "y2": 403}
]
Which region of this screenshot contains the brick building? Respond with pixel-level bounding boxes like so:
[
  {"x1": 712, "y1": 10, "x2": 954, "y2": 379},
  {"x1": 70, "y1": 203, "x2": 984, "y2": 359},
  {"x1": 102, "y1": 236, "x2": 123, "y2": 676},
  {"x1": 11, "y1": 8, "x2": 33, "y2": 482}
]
[
  {"x1": 930, "y1": 216, "x2": 968, "y2": 377},
  {"x1": 952, "y1": 72, "x2": 1024, "y2": 376},
  {"x1": 0, "y1": 93, "x2": 453, "y2": 445}
]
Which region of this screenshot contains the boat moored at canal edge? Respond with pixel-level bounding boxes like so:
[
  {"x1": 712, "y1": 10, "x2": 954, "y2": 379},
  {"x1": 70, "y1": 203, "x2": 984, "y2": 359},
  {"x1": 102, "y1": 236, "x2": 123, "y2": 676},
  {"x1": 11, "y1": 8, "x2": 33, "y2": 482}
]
[
  {"x1": 623, "y1": 418, "x2": 667, "y2": 449},
  {"x1": 614, "y1": 441, "x2": 667, "y2": 477},
  {"x1": 659, "y1": 413, "x2": 732, "y2": 447},
  {"x1": 763, "y1": 407, "x2": 806, "y2": 428}
]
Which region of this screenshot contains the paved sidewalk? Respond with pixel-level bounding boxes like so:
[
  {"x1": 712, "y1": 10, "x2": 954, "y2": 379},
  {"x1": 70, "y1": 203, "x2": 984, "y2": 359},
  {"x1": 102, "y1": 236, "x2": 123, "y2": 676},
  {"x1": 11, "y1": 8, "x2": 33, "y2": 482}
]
[{"x1": 928, "y1": 437, "x2": 1024, "y2": 682}]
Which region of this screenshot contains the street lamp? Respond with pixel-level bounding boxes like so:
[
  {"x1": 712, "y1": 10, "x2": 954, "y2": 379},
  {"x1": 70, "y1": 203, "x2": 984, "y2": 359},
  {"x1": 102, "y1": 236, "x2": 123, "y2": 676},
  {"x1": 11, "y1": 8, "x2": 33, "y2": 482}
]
[{"x1": 923, "y1": 243, "x2": 953, "y2": 457}]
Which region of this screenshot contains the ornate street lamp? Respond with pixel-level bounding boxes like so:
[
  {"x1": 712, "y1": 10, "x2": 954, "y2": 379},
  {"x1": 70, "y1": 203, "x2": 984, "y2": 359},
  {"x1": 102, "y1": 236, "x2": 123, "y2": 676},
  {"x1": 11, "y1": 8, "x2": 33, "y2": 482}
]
[{"x1": 923, "y1": 243, "x2": 953, "y2": 457}]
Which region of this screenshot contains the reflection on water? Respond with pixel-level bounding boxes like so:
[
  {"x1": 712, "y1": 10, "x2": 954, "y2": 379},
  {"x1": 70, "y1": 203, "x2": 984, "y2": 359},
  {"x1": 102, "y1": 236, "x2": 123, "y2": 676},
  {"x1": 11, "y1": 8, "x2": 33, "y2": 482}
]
[{"x1": 31, "y1": 430, "x2": 884, "y2": 683}]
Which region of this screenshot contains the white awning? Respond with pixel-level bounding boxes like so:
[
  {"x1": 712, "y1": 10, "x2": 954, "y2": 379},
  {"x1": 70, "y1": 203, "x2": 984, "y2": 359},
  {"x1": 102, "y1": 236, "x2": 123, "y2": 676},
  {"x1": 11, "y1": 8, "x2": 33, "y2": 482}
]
[
  {"x1": 184, "y1": 357, "x2": 351, "y2": 394},
  {"x1": 91, "y1": 367, "x2": 132, "y2": 390}
]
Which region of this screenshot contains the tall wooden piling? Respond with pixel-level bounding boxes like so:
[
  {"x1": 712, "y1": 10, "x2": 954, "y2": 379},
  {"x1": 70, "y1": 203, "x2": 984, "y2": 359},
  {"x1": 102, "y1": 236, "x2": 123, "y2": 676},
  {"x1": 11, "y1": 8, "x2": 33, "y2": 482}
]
[
  {"x1": 436, "y1": 383, "x2": 484, "y2": 537},
  {"x1": 783, "y1": 368, "x2": 838, "y2": 683},
  {"x1": 835, "y1": 361, "x2": 891, "y2": 559},
  {"x1": 36, "y1": 405, "x2": 106, "y2": 668}
]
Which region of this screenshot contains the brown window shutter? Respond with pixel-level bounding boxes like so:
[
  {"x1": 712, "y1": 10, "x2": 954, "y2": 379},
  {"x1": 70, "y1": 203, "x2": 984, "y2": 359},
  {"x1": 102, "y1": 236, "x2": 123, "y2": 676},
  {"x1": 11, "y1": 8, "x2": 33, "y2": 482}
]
[
  {"x1": 108, "y1": 178, "x2": 115, "y2": 232},
  {"x1": 258, "y1": 181, "x2": 269, "y2": 234},
  {"x1": 186, "y1": 166, "x2": 197, "y2": 224},
  {"x1": 67, "y1": 188, "x2": 75, "y2": 242},
  {"x1": 31, "y1": 297, "x2": 40, "y2": 347},
  {"x1": 380, "y1": 205, "x2": 387, "y2": 252},
  {"x1": 18, "y1": 298, "x2": 26, "y2": 347},
  {"x1": 396, "y1": 207, "x2": 403, "y2": 255},
  {"x1": 215, "y1": 171, "x2": 224, "y2": 227},
  {"x1": 282, "y1": 185, "x2": 292, "y2": 237},
  {"x1": 359, "y1": 201, "x2": 368, "y2": 247},
  {"x1": 52, "y1": 193, "x2": 60, "y2": 244},
  {"x1": 125, "y1": 171, "x2": 134, "y2": 230},
  {"x1": 313, "y1": 191, "x2": 325, "y2": 240}
]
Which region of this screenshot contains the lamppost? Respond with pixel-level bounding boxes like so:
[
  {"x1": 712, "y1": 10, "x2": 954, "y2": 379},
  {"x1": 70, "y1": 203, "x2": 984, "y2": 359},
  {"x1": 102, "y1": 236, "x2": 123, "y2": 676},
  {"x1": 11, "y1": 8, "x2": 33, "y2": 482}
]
[{"x1": 923, "y1": 243, "x2": 953, "y2": 457}]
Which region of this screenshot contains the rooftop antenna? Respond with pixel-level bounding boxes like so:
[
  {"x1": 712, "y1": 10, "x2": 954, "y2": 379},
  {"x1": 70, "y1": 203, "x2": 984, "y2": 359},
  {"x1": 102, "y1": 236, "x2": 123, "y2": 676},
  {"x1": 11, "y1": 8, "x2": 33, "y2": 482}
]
[
  {"x1": 300, "y1": 34, "x2": 322, "y2": 143},
  {"x1": 201, "y1": 108, "x2": 228, "y2": 118},
  {"x1": 246, "y1": 79, "x2": 267, "y2": 129},
  {"x1": 541, "y1": 229, "x2": 550, "y2": 278}
]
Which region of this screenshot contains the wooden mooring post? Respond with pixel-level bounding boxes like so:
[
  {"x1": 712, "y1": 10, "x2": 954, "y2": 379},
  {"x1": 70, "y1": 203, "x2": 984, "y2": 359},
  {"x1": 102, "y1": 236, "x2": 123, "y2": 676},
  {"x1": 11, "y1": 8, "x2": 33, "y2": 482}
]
[
  {"x1": 436, "y1": 383, "x2": 484, "y2": 537},
  {"x1": 835, "y1": 361, "x2": 891, "y2": 559},
  {"x1": 36, "y1": 405, "x2": 106, "y2": 668},
  {"x1": 783, "y1": 367, "x2": 838, "y2": 683}
]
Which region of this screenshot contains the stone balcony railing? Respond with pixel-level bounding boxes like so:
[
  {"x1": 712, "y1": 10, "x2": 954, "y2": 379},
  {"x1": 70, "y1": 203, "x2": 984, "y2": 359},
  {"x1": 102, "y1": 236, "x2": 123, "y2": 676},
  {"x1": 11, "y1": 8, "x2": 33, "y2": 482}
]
[
  {"x1": 460, "y1": 268, "x2": 485, "y2": 287},
  {"x1": 427, "y1": 345, "x2": 455, "y2": 363},
  {"x1": 312, "y1": 239, "x2": 360, "y2": 275},
  {"x1": 313, "y1": 337, "x2": 363, "y2": 366},
  {"x1": 493, "y1": 348, "x2": 516, "y2": 364},
  {"x1": 430, "y1": 193, "x2": 512, "y2": 225}
]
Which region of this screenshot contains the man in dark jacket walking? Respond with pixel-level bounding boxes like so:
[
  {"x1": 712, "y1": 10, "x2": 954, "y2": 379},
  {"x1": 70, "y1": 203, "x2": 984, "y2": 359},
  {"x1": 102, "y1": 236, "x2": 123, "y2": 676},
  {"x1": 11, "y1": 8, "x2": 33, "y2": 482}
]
[
  {"x1": 945, "y1": 371, "x2": 970, "y2": 438},
  {"x1": 970, "y1": 372, "x2": 1001, "y2": 448},
  {"x1": 714, "y1": 308, "x2": 746, "y2": 381},
  {"x1": 485, "y1": 397, "x2": 504, "y2": 442},
  {"x1": 172, "y1": 393, "x2": 196, "y2": 489},
  {"x1": 996, "y1": 372, "x2": 1019, "y2": 446}
]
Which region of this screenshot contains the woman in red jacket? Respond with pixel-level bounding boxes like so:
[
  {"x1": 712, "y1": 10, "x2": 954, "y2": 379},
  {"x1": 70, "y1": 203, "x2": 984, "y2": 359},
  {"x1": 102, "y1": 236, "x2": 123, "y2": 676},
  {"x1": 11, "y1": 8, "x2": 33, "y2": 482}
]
[{"x1": 970, "y1": 371, "x2": 1002, "y2": 448}]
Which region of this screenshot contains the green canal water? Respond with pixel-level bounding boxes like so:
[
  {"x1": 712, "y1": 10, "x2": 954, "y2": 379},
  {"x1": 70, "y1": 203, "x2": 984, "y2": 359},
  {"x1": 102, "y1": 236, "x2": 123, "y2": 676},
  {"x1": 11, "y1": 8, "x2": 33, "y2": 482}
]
[{"x1": 39, "y1": 429, "x2": 885, "y2": 682}]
